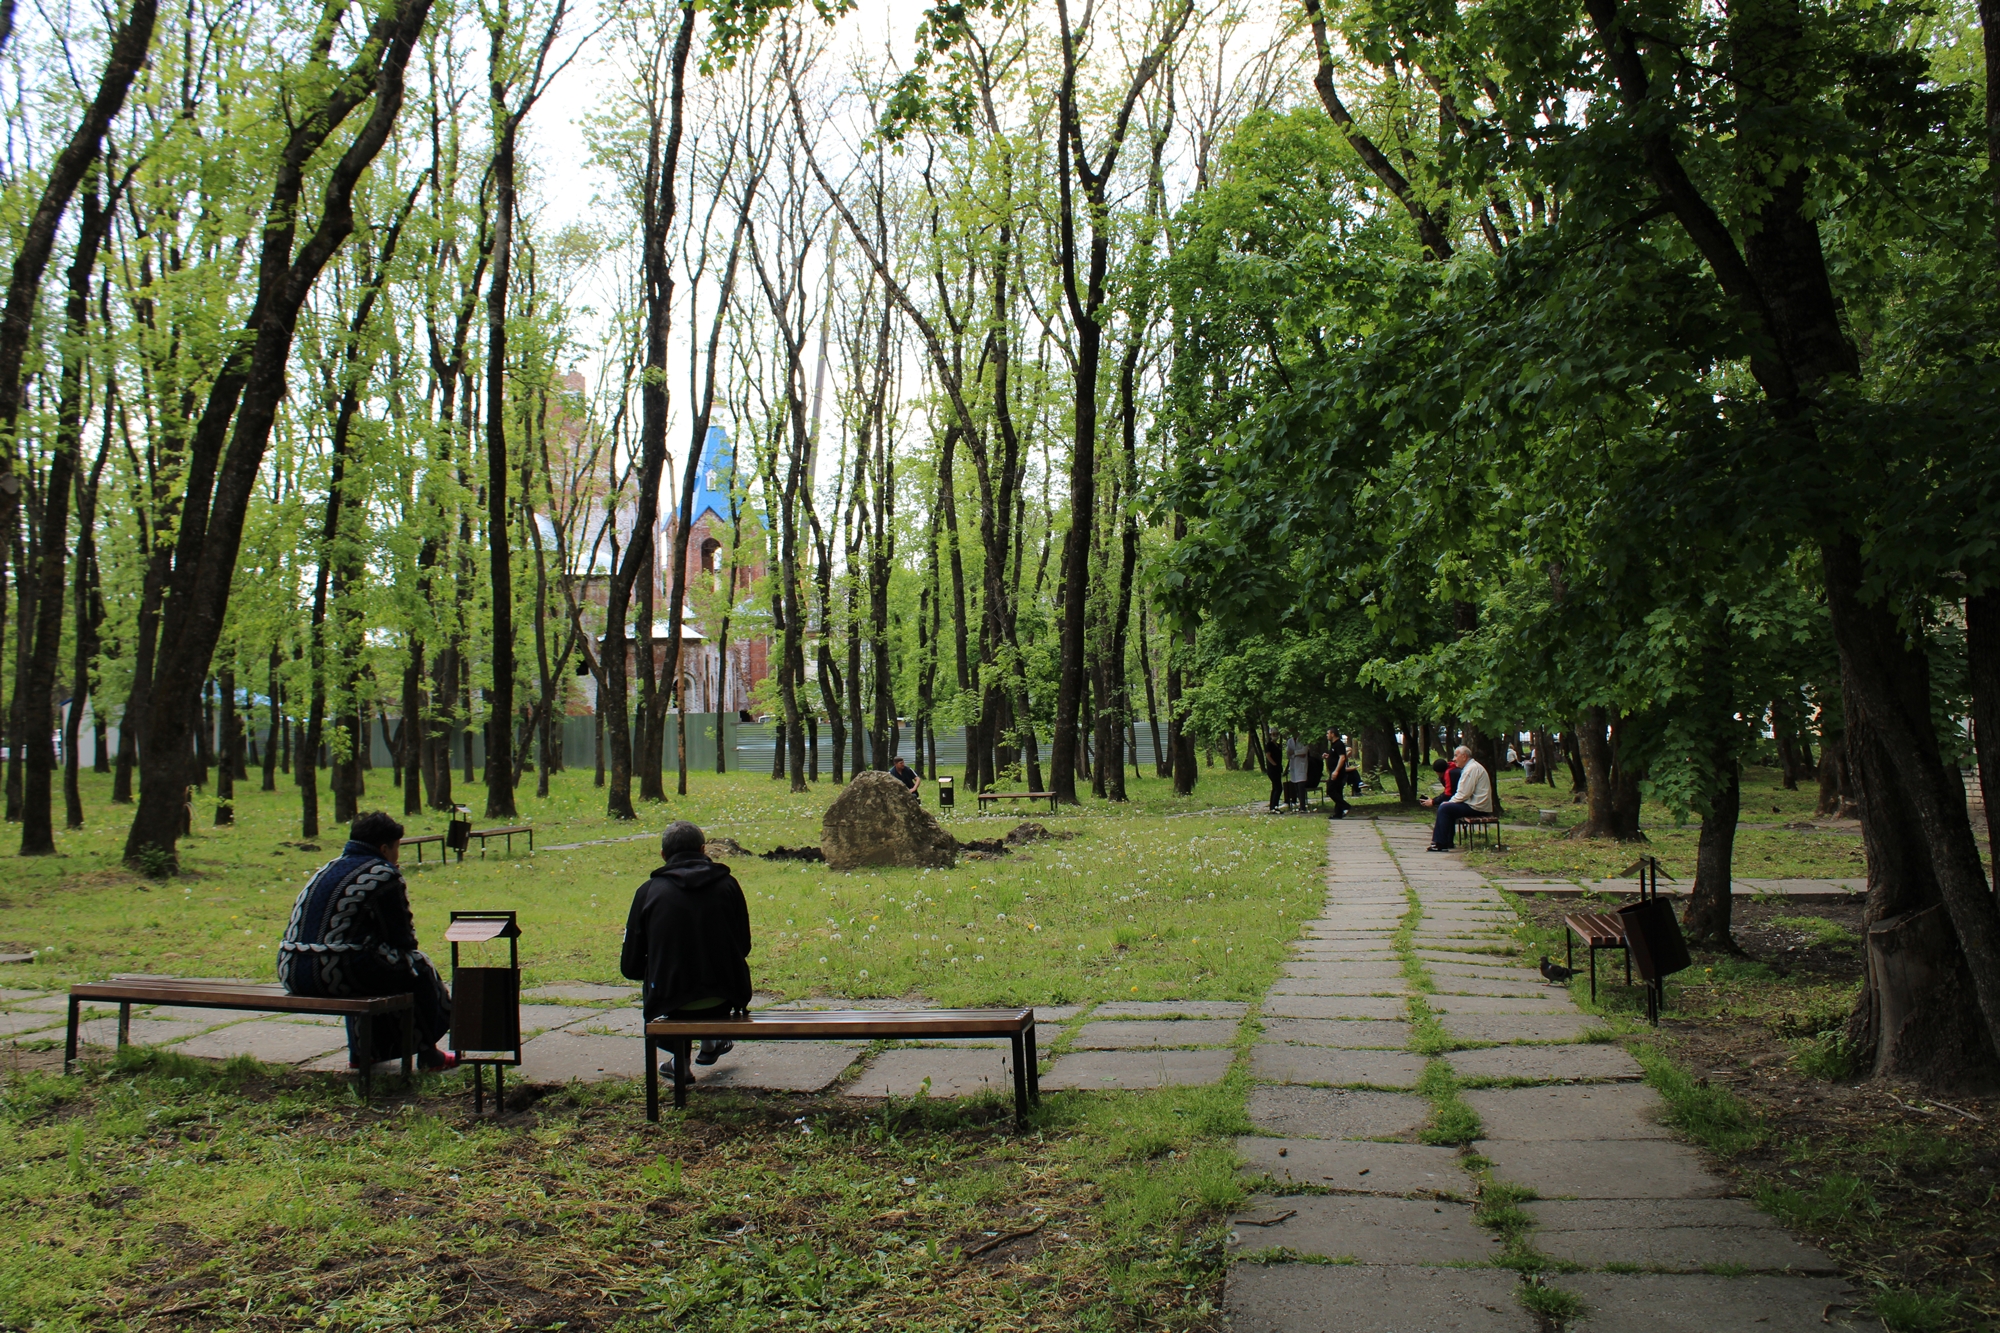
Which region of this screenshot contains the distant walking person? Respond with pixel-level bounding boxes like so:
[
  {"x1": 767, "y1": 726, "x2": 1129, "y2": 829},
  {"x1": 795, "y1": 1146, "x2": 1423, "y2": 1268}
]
[
  {"x1": 1427, "y1": 746, "x2": 1494, "y2": 852},
  {"x1": 1325, "y1": 730, "x2": 1351, "y2": 818},
  {"x1": 1261, "y1": 731, "x2": 1286, "y2": 811},
  {"x1": 278, "y1": 811, "x2": 455, "y2": 1071}
]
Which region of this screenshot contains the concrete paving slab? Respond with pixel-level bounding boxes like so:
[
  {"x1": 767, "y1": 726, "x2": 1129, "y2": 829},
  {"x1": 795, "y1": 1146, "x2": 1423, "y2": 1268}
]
[
  {"x1": 1465, "y1": 1085, "x2": 1667, "y2": 1140},
  {"x1": 1284, "y1": 958, "x2": 1402, "y2": 974},
  {"x1": 1261, "y1": 995, "x2": 1409, "y2": 1021},
  {"x1": 0, "y1": 1010, "x2": 60, "y2": 1037},
  {"x1": 1262, "y1": 1018, "x2": 1412, "y2": 1049},
  {"x1": 569, "y1": 1008, "x2": 644, "y2": 1036},
  {"x1": 1072, "y1": 1019, "x2": 1238, "y2": 1048},
  {"x1": 1477, "y1": 1139, "x2": 1730, "y2": 1199},
  {"x1": 845, "y1": 1046, "x2": 1017, "y2": 1099},
  {"x1": 1447, "y1": 1044, "x2": 1642, "y2": 1082},
  {"x1": 1266, "y1": 977, "x2": 1411, "y2": 998},
  {"x1": 695, "y1": 1042, "x2": 863, "y2": 1094},
  {"x1": 1223, "y1": 1263, "x2": 1532, "y2": 1333},
  {"x1": 1425, "y1": 994, "x2": 1577, "y2": 1016},
  {"x1": 1087, "y1": 1001, "x2": 1247, "y2": 1019},
  {"x1": 516, "y1": 1030, "x2": 646, "y2": 1082},
  {"x1": 1250, "y1": 1044, "x2": 1428, "y2": 1089},
  {"x1": 0, "y1": 988, "x2": 47, "y2": 1002},
  {"x1": 1428, "y1": 963, "x2": 1545, "y2": 984},
  {"x1": 1429, "y1": 976, "x2": 1556, "y2": 998},
  {"x1": 1246, "y1": 1086, "x2": 1428, "y2": 1139},
  {"x1": 170, "y1": 1019, "x2": 348, "y2": 1064},
  {"x1": 1237, "y1": 1137, "x2": 1468, "y2": 1195},
  {"x1": 1415, "y1": 949, "x2": 1524, "y2": 967},
  {"x1": 1439, "y1": 1013, "x2": 1599, "y2": 1043},
  {"x1": 1227, "y1": 1195, "x2": 1499, "y2": 1264},
  {"x1": 1563, "y1": 1274, "x2": 1863, "y2": 1330},
  {"x1": 522, "y1": 983, "x2": 637, "y2": 1002},
  {"x1": 1040, "y1": 1048, "x2": 1233, "y2": 1090},
  {"x1": 1527, "y1": 1200, "x2": 1837, "y2": 1272},
  {"x1": 71, "y1": 1018, "x2": 212, "y2": 1049},
  {"x1": 518, "y1": 1004, "x2": 605, "y2": 1033},
  {"x1": 11, "y1": 996, "x2": 77, "y2": 1012}
]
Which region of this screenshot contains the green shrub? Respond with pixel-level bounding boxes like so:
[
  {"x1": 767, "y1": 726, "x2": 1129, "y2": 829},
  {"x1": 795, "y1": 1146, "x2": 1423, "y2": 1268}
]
[{"x1": 1870, "y1": 1287, "x2": 1965, "y2": 1333}]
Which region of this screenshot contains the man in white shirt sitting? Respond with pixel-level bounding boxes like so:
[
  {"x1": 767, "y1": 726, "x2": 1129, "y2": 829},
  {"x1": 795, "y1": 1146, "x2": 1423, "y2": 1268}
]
[{"x1": 1428, "y1": 746, "x2": 1494, "y2": 852}]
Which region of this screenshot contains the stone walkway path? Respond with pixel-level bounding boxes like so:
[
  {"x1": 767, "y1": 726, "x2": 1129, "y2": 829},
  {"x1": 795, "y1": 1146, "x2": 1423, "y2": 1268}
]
[
  {"x1": 6, "y1": 988, "x2": 1240, "y2": 1103},
  {"x1": 1223, "y1": 817, "x2": 1861, "y2": 1333}
]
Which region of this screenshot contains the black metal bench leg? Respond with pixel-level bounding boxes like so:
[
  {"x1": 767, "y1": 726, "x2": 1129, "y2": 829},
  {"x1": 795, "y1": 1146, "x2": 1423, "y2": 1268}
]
[
  {"x1": 64, "y1": 995, "x2": 79, "y2": 1073},
  {"x1": 674, "y1": 1038, "x2": 692, "y2": 1110},
  {"x1": 401, "y1": 1008, "x2": 416, "y2": 1088},
  {"x1": 117, "y1": 1001, "x2": 130, "y2": 1050},
  {"x1": 473, "y1": 1064, "x2": 485, "y2": 1115},
  {"x1": 1025, "y1": 1024, "x2": 1040, "y2": 1104},
  {"x1": 355, "y1": 1020, "x2": 373, "y2": 1101},
  {"x1": 1010, "y1": 1033, "x2": 1028, "y2": 1127},
  {"x1": 645, "y1": 1036, "x2": 659, "y2": 1123},
  {"x1": 1588, "y1": 947, "x2": 1597, "y2": 1004}
]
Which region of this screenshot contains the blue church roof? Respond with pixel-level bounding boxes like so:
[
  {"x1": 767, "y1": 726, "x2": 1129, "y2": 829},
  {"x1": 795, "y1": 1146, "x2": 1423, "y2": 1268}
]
[{"x1": 690, "y1": 425, "x2": 734, "y2": 526}]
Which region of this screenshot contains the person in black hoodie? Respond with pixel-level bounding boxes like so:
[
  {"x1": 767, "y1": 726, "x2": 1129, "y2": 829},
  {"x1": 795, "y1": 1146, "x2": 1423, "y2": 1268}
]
[{"x1": 620, "y1": 820, "x2": 753, "y2": 1079}]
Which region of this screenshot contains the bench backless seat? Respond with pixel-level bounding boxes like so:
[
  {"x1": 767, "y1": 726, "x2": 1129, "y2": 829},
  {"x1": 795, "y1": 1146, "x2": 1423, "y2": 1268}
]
[
  {"x1": 644, "y1": 1007, "x2": 1040, "y2": 1125},
  {"x1": 975, "y1": 792, "x2": 1058, "y2": 813},
  {"x1": 66, "y1": 977, "x2": 417, "y2": 1095},
  {"x1": 1562, "y1": 912, "x2": 1630, "y2": 1001}
]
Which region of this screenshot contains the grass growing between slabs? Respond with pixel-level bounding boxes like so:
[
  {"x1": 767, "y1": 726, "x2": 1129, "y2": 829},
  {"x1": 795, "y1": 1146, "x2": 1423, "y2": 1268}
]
[
  {"x1": 2, "y1": 1045, "x2": 1256, "y2": 1333},
  {"x1": 0, "y1": 767, "x2": 1327, "y2": 1008},
  {"x1": 1501, "y1": 890, "x2": 2000, "y2": 1331}
]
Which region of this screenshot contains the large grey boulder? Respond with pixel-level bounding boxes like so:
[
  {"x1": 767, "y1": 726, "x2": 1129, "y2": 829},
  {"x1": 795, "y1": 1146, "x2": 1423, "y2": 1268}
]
[{"x1": 821, "y1": 771, "x2": 958, "y2": 871}]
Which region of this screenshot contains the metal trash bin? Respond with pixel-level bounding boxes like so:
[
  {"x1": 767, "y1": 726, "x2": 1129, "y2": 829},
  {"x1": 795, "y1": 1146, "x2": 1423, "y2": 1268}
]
[
  {"x1": 936, "y1": 775, "x2": 954, "y2": 810},
  {"x1": 446, "y1": 910, "x2": 522, "y2": 1113},
  {"x1": 1616, "y1": 857, "x2": 1690, "y2": 1025}
]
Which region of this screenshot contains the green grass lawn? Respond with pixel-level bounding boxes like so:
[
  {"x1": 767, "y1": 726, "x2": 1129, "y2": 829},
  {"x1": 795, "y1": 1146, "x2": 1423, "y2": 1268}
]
[
  {"x1": 0, "y1": 765, "x2": 1326, "y2": 1005},
  {"x1": 1449, "y1": 766, "x2": 1868, "y2": 883},
  {"x1": 0, "y1": 765, "x2": 1299, "y2": 1332},
  {"x1": 0, "y1": 1051, "x2": 1250, "y2": 1331}
]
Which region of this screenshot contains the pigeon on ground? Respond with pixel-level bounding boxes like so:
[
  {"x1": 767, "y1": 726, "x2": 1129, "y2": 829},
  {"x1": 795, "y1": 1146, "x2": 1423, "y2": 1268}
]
[{"x1": 1539, "y1": 956, "x2": 1577, "y2": 985}]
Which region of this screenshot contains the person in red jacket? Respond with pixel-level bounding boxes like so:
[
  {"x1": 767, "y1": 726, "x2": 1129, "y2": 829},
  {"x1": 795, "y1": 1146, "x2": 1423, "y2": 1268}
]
[{"x1": 1419, "y1": 757, "x2": 1460, "y2": 809}]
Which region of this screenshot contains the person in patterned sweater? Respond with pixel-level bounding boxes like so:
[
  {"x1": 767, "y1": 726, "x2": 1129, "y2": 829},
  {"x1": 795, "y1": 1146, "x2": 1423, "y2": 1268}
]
[{"x1": 277, "y1": 811, "x2": 455, "y2": 1070}]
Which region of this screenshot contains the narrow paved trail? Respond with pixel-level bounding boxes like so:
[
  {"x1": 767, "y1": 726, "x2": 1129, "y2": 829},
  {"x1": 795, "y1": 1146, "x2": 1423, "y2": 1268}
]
[{"x1": 1223, "y1": 816, "x2": 1859, "y2": 1332}]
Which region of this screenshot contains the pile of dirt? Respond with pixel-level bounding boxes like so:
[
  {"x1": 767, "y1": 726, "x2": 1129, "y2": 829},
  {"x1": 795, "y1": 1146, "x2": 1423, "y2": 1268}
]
[{"x1": 759, "y1": 845, "x2": 826, "y2": 862}]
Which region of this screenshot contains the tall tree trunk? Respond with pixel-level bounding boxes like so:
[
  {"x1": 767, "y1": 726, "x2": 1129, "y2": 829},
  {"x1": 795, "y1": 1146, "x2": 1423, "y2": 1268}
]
[
  {"x1": 602, "y1": 3, "x2": 693, "y2": 819},
  {"x1": 123, "y1": 0, "x2": 432, "y2": 869},
  {"x1": 1684, "y1": 755, "x2": 1741, "y2": 950},
  {"x1": 22, "y1": 184, "x2": 114, "y2": 853},
  {"x1": 0, "y1": 0, "x2": 157, "y2": 698},
  {"x1": 1965, "y1": 592, "x2": 1999, "y2": 897},
  {"x1": 215, "y1": 667, "x2": 236, "y2": 825},
  {"x1": 1140, "y1": 601, "x2": 1165, "y2": 779}
]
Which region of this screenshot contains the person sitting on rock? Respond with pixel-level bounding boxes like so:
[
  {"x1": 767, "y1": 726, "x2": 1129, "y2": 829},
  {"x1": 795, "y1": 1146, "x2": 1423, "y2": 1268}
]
[
  {"x1": 890, "y1": 755, "x2": 919, "y2": 795},
  {"x1": 278, "y1": 810, "x2": 455, "y2": 1072},
  {"x1": 621, "y1": 819, "x2": 752, "y2": 1079}
]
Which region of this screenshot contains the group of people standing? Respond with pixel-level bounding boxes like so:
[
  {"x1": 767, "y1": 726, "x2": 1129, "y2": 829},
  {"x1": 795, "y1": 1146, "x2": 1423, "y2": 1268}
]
[{"x1": 1264, "y1": 729, "x2": 1364, "y2": 817}]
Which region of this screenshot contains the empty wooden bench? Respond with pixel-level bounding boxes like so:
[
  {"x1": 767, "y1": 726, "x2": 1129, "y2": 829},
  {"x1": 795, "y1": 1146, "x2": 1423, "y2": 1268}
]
[
  {"x1": 1562, "y1": 912, "x2": 1630, "y2": 1002},
  {"x1": 644, "y1": 1008, "x2": 1041, "y2": 1125},
  {"x1": 65, "y1": 977, "x2": 417, "y2": 1096},
  {"x1": 976, "y1": 791, "x2": 1057, "y2": 814},
  {"x1": 1459, "y1": 813, "x2": 1504, "y2": 850},
  {"x1": 398, "y1": 833, "x2": 446, "y2": 863},
  {"x1": 468, "y1": 824, "x2": 533, "y2": 857}
]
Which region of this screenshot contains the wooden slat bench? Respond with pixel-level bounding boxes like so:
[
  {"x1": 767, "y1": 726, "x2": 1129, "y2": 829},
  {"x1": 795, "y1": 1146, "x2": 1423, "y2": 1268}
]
[
  {"x1": 1563, "y1": 912, "x2": 1630, "y2": 1002},
  {"x1": 398, "y1": 833, "x2": 446, "y2": 863},
  {"x1": 65, "y1": 978, "x2": 417, "y2": 1096},
  {"x1": 1459, "y1": 813, "x2": 1504, "y2": 850},
  {"x1": 468, "y1": 824, "x2": 533, "y2": 857},
  {"x1": 976, "y1": 791, "x2": 1057, "y2": 814},
  {"x1": 644, "y1": 1008, "x2": 1041, "y2": 1126}
]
